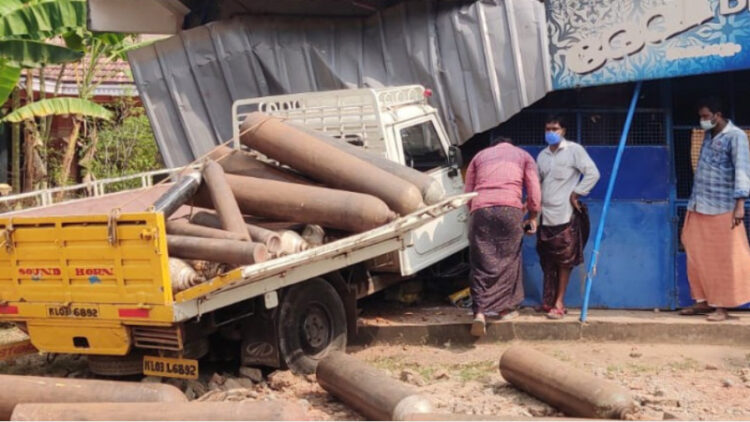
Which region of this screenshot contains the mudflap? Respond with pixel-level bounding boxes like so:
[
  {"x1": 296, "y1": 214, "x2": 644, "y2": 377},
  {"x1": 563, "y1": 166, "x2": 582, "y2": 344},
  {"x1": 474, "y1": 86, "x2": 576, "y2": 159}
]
[{"x1": 240, "y1": 302, "x2": 281, "y2": 368}]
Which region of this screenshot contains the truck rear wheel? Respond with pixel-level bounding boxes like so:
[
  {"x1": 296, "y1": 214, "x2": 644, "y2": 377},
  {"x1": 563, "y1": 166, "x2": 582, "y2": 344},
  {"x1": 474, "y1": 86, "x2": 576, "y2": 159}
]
[{"x1": 278, "y1": 278, "x2": 347, "y2": 374}]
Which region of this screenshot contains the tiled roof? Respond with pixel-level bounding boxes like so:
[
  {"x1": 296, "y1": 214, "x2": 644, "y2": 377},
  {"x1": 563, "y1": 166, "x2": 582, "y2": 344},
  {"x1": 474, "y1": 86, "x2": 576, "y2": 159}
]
[{"x1": 43, "y1": 59, "x2": 133, "y2": 85}]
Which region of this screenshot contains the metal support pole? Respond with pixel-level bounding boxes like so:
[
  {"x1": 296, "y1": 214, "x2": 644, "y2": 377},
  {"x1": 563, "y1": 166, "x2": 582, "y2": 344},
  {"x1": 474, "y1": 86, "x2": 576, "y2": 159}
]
[{"x1": 580, "y1": 81, "x2": 642, "y2": 322}]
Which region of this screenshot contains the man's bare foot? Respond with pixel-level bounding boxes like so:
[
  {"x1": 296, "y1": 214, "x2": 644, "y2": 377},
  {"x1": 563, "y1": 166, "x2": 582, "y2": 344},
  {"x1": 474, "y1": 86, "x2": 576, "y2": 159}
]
[
  {"x1": 471, "y1": 313, "x2": 486, "y2": 337},
  {"x1": 706, "y1": 308, "x2": 728, "y2": 322}
]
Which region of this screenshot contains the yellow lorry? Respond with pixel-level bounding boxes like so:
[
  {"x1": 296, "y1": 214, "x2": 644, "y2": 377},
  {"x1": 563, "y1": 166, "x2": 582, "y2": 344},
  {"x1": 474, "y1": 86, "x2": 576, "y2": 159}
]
[{"x1": 0, "y1": 86, "x2": 471, "y2": 377}]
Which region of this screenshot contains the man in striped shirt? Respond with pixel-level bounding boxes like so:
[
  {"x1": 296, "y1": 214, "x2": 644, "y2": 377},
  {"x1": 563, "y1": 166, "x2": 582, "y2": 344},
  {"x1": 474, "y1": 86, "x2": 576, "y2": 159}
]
[
  {"x1": 464, "y1": 136, "x2": 541, "y2": 336},
  {"x1": 681, "y1": 97, "x2": 750, "y2": 321}
]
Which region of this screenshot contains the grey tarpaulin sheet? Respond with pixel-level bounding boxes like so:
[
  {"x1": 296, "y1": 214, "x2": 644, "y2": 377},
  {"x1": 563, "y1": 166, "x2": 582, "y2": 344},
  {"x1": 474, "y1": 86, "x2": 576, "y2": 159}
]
[{"x1": 129, "y1": 0, "x2": 551, "y2": 167}]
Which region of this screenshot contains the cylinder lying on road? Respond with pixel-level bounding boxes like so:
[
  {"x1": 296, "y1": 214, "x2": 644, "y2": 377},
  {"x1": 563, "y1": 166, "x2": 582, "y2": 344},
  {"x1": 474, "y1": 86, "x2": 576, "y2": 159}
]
[
  {"x1": 241, "y1": 112, "x2": 425, "y2": 215},
  {"x1": 317, "y1": 352, "x2": 433, "y2": 421},
  {"x1": 10, "y1": 401, "x2": 307, "y2": 421},
  {"x1": 167, "y1": 235, "x2": 268, "y2": 266},
  {"x1": 288, "y1": 122, "x2": 446, "y2": 204},
  {"x1": 201, "y1": 160, "x2": 251, "y2": 241},
  {"x1": 165, "y1": 220, "x2": 247, "y2": 241},
  {"x1": 403, "y1": 414, "x2": 603, "y2": 421},
  {"x1": 151, "y1": 172, "x2": 202, "y2": 217},
  {"x1": 189, "y1": 211, "x2": 282, "y2": 255},
  {"x1": 193, "y1": 174, "x2": 397, "y2": 233},
  {"x1": 0, "y1": 374, "x2": 186, "y2": 420},
  {"x1": 499, "y1": 346, "x2": 637, "y2": 419}
]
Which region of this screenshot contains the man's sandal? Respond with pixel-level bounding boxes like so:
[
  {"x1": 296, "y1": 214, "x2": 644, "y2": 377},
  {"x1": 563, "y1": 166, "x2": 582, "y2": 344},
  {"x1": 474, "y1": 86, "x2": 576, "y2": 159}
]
[{"x1": 678, "y1": 305, "x2": 714, "y2": 315}]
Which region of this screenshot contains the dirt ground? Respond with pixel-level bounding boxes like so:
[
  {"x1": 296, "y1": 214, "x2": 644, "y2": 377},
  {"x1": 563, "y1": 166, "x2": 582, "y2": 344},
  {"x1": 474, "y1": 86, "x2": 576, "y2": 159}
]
[{"x1": 1, "y1": 324, "x2": 749, "y2": 421}]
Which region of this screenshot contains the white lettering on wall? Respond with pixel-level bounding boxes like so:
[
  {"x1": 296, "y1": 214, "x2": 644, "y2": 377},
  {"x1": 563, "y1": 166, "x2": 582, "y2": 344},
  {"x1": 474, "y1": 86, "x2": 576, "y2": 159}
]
[{"x1": 566, "y1": 0, "x2": 714, "y2": 74}]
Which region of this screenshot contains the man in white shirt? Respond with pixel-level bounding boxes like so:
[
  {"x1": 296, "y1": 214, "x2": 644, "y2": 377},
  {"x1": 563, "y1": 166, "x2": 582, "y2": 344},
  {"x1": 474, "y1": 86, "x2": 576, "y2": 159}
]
[{"x1": 536, "y1": 116, "x2": 600, "y2": 319}]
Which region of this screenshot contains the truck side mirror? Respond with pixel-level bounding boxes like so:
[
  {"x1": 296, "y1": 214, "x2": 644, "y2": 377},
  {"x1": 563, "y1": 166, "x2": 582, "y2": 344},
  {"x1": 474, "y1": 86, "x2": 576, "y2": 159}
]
[{"x1": 448, "y1": 145, "x2": 463, "y2": 169}]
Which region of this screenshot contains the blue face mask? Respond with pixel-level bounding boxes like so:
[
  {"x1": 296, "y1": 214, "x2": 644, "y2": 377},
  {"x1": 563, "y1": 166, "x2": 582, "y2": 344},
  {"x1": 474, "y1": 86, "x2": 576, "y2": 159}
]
[{"x1": 545, "y1": 131, "x2": 562, "y2": 145}]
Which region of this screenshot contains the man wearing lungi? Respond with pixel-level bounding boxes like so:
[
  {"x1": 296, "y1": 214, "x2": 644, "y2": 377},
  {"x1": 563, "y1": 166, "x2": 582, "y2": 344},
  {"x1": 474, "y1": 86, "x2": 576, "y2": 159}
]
[
  {"x1": 680, "y1": 98, "x2": 750, "y2": 322},
  {"x1": 464, "y1": 136, "x2": 541, "y2": 337},
  {"x1": 536, "y1": 116, "x2": 600, "y2": 320}
]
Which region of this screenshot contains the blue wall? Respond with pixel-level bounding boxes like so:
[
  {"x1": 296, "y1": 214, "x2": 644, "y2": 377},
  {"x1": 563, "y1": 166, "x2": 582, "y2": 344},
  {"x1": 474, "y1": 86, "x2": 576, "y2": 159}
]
[{"x1": 521, "y1": 145, "x2": 677, "y2": 309}]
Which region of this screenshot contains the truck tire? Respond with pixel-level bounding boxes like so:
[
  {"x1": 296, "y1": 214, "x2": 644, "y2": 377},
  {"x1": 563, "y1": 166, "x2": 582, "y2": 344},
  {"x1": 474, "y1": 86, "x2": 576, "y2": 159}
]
[{"x1": 278, "y1": 278, "x2": 347, "y2": 374}]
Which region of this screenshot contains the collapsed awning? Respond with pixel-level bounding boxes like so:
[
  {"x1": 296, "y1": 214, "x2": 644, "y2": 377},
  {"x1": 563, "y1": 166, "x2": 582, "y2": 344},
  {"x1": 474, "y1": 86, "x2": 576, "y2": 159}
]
[{"x1": 92, "y1": 0, "x2": 551, "y2": 166}]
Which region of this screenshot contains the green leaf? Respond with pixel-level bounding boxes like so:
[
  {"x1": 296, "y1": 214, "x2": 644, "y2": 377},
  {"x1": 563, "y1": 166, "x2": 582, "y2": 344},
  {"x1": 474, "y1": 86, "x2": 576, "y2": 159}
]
[
  {"x1": 0, "y1": 62, "x2": 21, "y2": 106},
  {"x1": 108, "y1": 39, "x2": 157, "y2": 61},
  {"x1": 1, "y1": 98, "x2": 113, "y2": 123},
  {"x1": 62, "y1": 30, "x2": 83, "y2": 52},
  {"x1": 0, "y1": 39, "x2": 83, "y2": 67},
  {"x1": 0, "y1": 0, "x2": 87, "y2": 39}
]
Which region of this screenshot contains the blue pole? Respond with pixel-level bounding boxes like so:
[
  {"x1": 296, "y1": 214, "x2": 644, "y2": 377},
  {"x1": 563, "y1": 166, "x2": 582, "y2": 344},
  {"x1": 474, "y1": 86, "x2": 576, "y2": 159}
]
[{"x1": 580, "y1": 81, "x2": 642, "y2": 322}]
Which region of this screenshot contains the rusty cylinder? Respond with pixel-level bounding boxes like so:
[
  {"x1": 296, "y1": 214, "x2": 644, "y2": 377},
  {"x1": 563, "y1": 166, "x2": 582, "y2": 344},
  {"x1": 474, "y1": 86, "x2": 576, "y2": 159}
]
[
  {"x1": 241, "y1": 112, "x2": 425, "y2": 215},
  {"x1": 168, "y1": 257, "x2": 205, "y2": 293},
  {"x1": 317, "y1": 352, "x2": 433, "y2": 421},
  {"x1": 277, "y1": 230, "x2": 309, "y2": 255},
  {"x1": 165, "y1": 220, "x2": 247, "y2": 241},
  {"x1": 403, "y1": 414, "x2": 598, "y2": 421},
  {"x1": 194, "y1": 174, "x2": 397, "y2": 233},
  {"x1": 201, "y1": 160, "x2": 251, "y2": 241},
  {"x1": 499, "y1": 346, "x2": 637, "y2": 419},
  {"x1": 151, "y1": 172, "x2": 202, "y2": 217},
  {"x1": 0, "y1": 374, "x2": 186, "y2": 420},
  {"x1": 288, "y1": 122, "x2": 446, "y2": 204},
  {"x1": 167, "y1": 235, "x2": 268, "y2": 266},
  {"x1": 189, "y1": 211, "x2": 282, "y2": 255},
  {"x1": 207, "y1": 145, "x2": 315, "y2": 185},
  {"x1": 10, "y1": 401, "x2": 308, "y2": 421}
]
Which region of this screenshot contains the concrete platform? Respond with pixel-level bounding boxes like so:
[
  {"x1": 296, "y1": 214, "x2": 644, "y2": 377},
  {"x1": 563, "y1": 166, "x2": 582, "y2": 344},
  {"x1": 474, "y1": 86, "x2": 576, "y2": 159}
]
[{"x1": 354, "y1": 306, "x2": 750, "y2": 346}]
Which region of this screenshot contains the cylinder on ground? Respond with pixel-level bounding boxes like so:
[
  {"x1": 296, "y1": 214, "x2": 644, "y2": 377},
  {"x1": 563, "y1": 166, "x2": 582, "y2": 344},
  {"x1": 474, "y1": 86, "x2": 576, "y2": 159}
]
[
  {"x1": 499, "y1": 346, "x2": 637, "y2": 419},
  {"x1": 167, "y1": 235, "x2": 268, "y2": 266},
  {"x1": 0, "y1": 374, "x2": 186, "y2": 420},
  {"x1": 241, "y1": 112, "x2": 425, "y2": 215},
  {"x1": 189, "y1": 211, "x2": 282, "y2": 254},
  {"x1": 193, "y1": 174, "x2": 397, "y2": 233},
  {"x1": 207, "y1": 145, "x2": 315, "y2": 185},
  {"x1": 317, "y1": 352, "x2": 433, "y2": 421},
  {"x1": 169, "y1": 257, "x2": 205, "y2": 293},
  {"x1": 201, "y1": 160, "x2": 251, "y2": 241},
  {"x1": 10, "y1": 401, "x2": 307, "y2": 421},
  {"x1": 288, "y1": 122, "x2": 445, "y2": 204},
  {"x1": 165, "y1": 220, "x2": 247, "y2": 241},
  {"x1": 403, "y1": 414, "x2": 595, "y2": 421},
  {"x1": 151, "y1": 172, "x2": 201, "y2": 217}
]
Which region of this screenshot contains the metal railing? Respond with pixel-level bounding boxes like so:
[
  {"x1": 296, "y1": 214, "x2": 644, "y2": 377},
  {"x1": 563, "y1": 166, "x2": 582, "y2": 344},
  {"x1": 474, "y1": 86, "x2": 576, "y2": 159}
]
[{"x1": 0, "y1": 165, "x2": 199, "y2": 213}]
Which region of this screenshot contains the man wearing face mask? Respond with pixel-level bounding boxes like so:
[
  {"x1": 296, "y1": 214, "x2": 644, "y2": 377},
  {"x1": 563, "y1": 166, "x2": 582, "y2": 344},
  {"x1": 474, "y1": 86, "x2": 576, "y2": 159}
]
[
  {"x1": 535, "y1": 116, "x2": 600, "y2": 319},
  {"x1": 680, "y1": 97, "x2": 750, "y2": 322}
]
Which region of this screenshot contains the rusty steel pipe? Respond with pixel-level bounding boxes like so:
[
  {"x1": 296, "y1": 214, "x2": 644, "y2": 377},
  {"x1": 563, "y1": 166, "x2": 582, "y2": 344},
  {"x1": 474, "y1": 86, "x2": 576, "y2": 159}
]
[
  {"x1": 317, "y1": 352, "x2": 433, "y2": 421},
  {"x1": 167, "y1": 235, "x2": 268, "y2": 266},
  {"x1": 189, "y1": 211, "x2": 282, "y2": 255},
  {"x1": 241, "y1": 112, "x2": 425, "y2": 215},
  {"x1": 194, "y1": 174, "x2": 397, "y2": 233},
  {"x1": 499, "y1": 346, "x2": 637, "y2": 419},
  {"x1": 0, "y1": 374, "x2": 186, "y2": 420},
  {"x1": 10, "y1": 401, "x2": 308, "y2": 421},
  {"x1": 288, "y1": 122, "x2": 446, "y2": 204},
  {"x1": 165, "y1": 220, "x2": 247, "y2": 241},
  {"x1": 208, "y1": 145, "x2": 315, "y2": 185},
  {"x1": 169, "y1": 257, "x2": 205, "y2": 293},
  {"x1": 152, "y1": 172, "x2": 202, "y2": 217},
  {"x1": 201, "y1": 160, "x2": 251, "y2": 241}
]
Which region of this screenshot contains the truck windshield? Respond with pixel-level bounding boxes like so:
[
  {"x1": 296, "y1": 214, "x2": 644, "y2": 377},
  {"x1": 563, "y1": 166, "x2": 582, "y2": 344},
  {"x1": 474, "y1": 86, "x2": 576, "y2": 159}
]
[{"x1": 399, "y1": 121, "x2": 448, "y2": 172}]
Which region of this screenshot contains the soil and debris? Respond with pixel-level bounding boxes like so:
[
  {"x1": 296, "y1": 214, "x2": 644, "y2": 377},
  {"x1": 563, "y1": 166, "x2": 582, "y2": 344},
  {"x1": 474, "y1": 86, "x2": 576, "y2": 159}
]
[{"x1": 2, "y1": 324, "x2": 748, "y2": 421}]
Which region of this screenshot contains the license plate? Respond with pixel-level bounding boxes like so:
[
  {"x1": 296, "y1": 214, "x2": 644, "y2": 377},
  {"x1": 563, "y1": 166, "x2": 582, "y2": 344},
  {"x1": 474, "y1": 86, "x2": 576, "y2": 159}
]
[
  {"x1": 46, "y1": 305, "x2": 100, "y2": 318},
  {"x1": 0, "y1": 340, "x2": 37, "y2": 361},
  {"x1": 143, "y1": 355, "x2": 198, "y2": 380}
]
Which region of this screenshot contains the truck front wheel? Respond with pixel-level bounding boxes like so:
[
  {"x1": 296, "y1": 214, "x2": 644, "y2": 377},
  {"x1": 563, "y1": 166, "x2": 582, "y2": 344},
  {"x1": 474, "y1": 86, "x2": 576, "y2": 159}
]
[{"x1": 278, "y1": 278, "x2": 347, "y2": 374}]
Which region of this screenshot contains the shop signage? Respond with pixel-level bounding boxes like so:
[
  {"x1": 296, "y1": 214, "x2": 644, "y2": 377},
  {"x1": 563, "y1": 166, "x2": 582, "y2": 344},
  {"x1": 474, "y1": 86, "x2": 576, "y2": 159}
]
[{"x1": 548, "y1": 0, "x2": 750, "y2": 89}]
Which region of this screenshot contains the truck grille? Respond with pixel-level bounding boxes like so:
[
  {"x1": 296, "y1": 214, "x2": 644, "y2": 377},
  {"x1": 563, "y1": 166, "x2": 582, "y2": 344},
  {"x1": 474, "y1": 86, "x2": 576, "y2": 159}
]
[{"x1": 132, "y1": 326, "x2": 183, "y2": 351}]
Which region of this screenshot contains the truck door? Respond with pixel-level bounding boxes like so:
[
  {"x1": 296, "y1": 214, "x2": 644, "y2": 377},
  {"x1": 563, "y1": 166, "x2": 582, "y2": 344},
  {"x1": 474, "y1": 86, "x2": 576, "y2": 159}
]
[{"x1": 394, "y1": 117, "x2": 469, "y2": 275}]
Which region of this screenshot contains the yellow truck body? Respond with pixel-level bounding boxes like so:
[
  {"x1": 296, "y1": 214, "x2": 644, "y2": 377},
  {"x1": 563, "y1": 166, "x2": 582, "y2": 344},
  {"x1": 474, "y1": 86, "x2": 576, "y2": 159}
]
[{"x1": 0, "y1": 212, "x2": 176, "y2": 355}]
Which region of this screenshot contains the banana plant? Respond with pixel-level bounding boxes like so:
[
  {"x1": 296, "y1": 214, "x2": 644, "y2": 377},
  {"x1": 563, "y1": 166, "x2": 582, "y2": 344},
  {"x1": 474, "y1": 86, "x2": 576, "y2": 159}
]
[{"x1": 0, "y1": 0, "x2": 87, "y2": 105}]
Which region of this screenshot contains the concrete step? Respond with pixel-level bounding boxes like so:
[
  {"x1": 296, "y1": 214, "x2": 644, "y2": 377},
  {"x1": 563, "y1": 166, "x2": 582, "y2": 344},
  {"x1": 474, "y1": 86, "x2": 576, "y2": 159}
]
[{"x1": 354, "y1": 307, "x2": 750, "y2": 346}]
